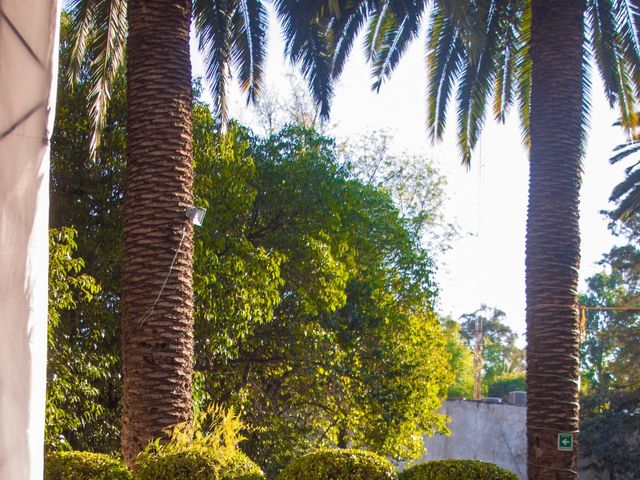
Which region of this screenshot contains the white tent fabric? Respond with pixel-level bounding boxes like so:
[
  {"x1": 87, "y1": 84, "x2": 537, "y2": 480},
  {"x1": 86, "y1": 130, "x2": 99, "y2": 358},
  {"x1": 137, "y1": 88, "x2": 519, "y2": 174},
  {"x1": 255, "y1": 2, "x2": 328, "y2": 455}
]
[{"x1": 0, "y1": 1, "x2": 59, "y2": 479}]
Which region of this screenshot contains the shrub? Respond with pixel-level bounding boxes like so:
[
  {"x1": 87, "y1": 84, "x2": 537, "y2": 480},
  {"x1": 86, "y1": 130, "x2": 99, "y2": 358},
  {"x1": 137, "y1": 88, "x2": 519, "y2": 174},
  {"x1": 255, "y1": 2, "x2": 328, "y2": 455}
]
[
  {"x1": 399, "y1": 460, "x2": 518, "y2": 480},
  {"x1": 44, "y1": 451, "x2": 131, "y2": 480},
  {"x1": 278, "y1": 448, "x2": 397, "y2": 480},
  {"x1": 134, "y1": 449, "x2": 263, "y2": 480},
  {"x1": 134, "y1": 405, "x2": 264, "y2": 480},
  {"x1": 487, "y1": 374, "x2": 526, "y2": 402}
]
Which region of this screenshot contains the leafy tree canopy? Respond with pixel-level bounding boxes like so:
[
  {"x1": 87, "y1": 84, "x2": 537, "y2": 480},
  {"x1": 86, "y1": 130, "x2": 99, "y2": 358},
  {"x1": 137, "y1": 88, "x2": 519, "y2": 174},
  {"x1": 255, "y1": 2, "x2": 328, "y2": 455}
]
[
  {"x1": 192, "y1": 123, "x2": 452, "y2": 476},
  {"x1": 578, "y1": 195, "x2": 640, "y2": 479},
  {"x1": 459, "y1": 305, "x2": 525, "y2": 392}
]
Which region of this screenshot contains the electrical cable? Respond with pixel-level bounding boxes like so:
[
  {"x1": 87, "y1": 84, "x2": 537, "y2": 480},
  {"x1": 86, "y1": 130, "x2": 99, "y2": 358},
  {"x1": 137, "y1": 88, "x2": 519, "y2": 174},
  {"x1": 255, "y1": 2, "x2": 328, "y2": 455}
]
[
  {"x1": 526, "y1": 461, "x2": 578, "y2": 475},
  {"x1": 137, "y1": 224, "x2": 188, "y2": 327}
]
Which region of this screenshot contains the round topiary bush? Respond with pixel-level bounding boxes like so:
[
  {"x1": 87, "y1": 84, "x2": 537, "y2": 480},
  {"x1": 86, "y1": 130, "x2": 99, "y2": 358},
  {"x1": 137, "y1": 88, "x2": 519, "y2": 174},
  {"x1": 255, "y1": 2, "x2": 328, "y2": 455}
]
[
  {"x1": 278, "y1": 448, "x2": 397, "y2": 480},
  {"x1": 44, "y1": 451, "x2": 131, "y2": 480},
  {"x1": 399, "y1": 460, "x2": 519, "y2": 480},
  {"x1": 134, "y1": 448, "x2": 264, "y2": 480}
]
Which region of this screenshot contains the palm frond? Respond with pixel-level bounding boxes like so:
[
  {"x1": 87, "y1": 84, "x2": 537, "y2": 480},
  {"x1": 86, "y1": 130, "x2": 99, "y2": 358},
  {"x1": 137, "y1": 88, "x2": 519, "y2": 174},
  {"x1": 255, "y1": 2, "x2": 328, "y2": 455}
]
[
  {"x1": 426, "y1": 8, "x2": 463, "y2": 141},
  {"x1": 274, "y1": 0, "x2": 335, "y2": 119},
  {"x1": 456, "y1": 0, "x2": 504, "y2": 165},
  {"x1": 587, "y1": 0, "x2": 621, "y2": 106},
  {"x1": 515, "y1": 0, "x2": 531, "y2": 147},
  {"x1": 493, "y1": 0, "x2": 524, "y2": 123},
  {"x1": 438, "y1": 0, "x2": 487, "y2": 61},
  {"x1": 368, "y1": 1, "x2": 426, "y2": 91},
  {"x1": 67, "y1": 0, "x2": 96, "y2": 86},
  {"x1": 86, "y1": 0, "x2": 127, "y2": 154},
  {"x1": 330, "y1": 1, "x2": 372, "y2": 80},
  {"x1": 611, "y1": 138, "x2": 640, "y2": 163},
  {"x1": 230, "y1": 0, "x2": 268, "y2": 104},
  {"x1": 610, "y1": 162, "x2": 640, "y2": 219},
  {"x1": 194, "y1": 0, "x2": 233, "y2": 122},
  {"x1": 614, "y1": 0, "x2": 640, "y2": 92},
  {"x1": 65, "y1": 0, "x2": 127, "y2": 156},
  {"x1": 363, "y1": 1, "x2": 391, "y2": 63}
]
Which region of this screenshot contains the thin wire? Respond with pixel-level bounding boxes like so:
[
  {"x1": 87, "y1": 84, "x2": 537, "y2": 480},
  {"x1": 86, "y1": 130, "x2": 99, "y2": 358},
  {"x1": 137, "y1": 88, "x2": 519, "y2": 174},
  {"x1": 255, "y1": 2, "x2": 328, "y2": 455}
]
[
  {"x1": 137, "y1": 225, "x2": 188, "y2": 327},
  {"x1": 527, "y1": 461, "x2": 578, "y2": 475},
  {"x1": 582, "y1": 305, "x2": 640, "y2": 311}
]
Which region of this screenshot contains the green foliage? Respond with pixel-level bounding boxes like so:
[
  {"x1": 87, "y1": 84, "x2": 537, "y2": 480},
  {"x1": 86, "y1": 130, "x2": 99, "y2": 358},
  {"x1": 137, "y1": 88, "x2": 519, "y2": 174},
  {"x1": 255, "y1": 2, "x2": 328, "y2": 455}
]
[
  {"x1": 487, "y1": 373, "x2": 526, "y2": 402},
  {"x1": 339, "y1": 130, "x2": 457, "y2": 256},
  {"x1": 47, "y1": 228, "x2": 112, "y2": 451},
  {"x1": 398, "y1": 460, "x2": 518, "y2": 480},
  {"x1": 52, "y1": 25, "x2": 452, "y2": 465},
  {"x1": 44, "y1": 451, "x2": 131, "y2": 480},
  {"x1": 48, "y1": 18, "x2": 126, "y2": 453},
  {"x1": 277, "y1": 449, "x2": 397, "y2": 480},
  {"x1": 135, "y1": 406, "x2": 264, "y2": 480},
  {"x1": 441, "y1": 318, "x2": 474, "y2": 398},
  {"x1": 459, "y1": 305, "x2": 524, "y2": 393},
  {"x1": 579, "y1": 390, "x2": 640, "y2": 479},
  {"x1": 578, "y1": 213, "x2": 640, "y2": 479},
  {"x1": 194, "y1": 126, "x2": 451, "y2": 476},
  {"x1": 579, "y1": 239, "x2": 640, "y2": 393}
]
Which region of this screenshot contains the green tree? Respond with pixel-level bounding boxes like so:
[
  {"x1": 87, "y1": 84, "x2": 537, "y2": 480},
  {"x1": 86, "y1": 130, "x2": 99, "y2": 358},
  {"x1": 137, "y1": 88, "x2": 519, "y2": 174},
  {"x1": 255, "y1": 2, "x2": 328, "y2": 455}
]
[
  {"x1": 49, "y1": 19, "x2": 127, "y2": 453},
  {"x1": 459, "y1": 305, "x2": 524, "y2": 391},
  {"x1": 580, "y1": 218, "x2": 640, "y2": 394},
  {"x1": 442, "y1": 318, "x2": 475, "y2": 398},
  {"x1": 274, "y1": 1, "x2": 640, "y2": 475},
  {"x1": 578, "y1": 197, "x2": 640, "y2": 479},
  {"x1": 340, "y1": 130, "x2": 457, "y2": 256},
  {"x1": 191, "y1": 125, "x2": 452, "y2": 477},
  {"x1": 47, "y1": 228, "x2": 105, "y2": 452}
]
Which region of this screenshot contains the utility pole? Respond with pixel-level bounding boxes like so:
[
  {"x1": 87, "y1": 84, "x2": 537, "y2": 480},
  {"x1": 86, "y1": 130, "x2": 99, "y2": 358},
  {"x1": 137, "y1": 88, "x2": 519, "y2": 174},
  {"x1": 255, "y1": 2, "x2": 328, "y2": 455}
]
[{"x1": 473, "y1": 314, "x2": 483, "y2": 400}]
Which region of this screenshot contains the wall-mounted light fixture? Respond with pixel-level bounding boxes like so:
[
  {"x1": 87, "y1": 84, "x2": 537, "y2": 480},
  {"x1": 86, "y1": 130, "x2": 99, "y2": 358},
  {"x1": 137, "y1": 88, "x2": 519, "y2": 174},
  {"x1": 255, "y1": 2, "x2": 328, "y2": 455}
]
[{"x1": 186, "y1": 206, "x2": 206, "y2": 227}]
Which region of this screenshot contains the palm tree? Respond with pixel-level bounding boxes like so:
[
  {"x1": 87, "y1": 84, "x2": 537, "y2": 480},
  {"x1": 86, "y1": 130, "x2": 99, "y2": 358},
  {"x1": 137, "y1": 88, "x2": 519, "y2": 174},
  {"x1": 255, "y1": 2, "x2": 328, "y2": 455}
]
[
  {"x1": 66, "y1": 0, "x2": 268, "y2": 464},
  {"x1": 119, "y1": 0, "x2": 194, "y2": 464},
  {"x1": 609, "y1": 130, "x2": 640, "y2": 222},
  {"x1": 275, "y1": 0, "x2": 640, "y2": 477}
]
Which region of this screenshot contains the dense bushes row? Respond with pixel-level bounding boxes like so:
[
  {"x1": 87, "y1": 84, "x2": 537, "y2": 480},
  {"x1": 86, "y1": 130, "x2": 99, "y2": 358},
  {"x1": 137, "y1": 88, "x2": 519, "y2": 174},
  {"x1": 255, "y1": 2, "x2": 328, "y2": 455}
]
[
  {"x1": 45, "y1": 450, "x2": 264, "y2": 480},
  {"x1": 45, "y1": 449, "x2": 518, "y2": 480}
]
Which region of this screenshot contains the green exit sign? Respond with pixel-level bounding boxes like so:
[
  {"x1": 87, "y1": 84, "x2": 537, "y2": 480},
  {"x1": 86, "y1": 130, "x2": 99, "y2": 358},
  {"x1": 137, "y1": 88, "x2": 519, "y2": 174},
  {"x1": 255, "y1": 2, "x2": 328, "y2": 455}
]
[{"x1": 558, "y1": 433, "x2": 574, "y2": 451}]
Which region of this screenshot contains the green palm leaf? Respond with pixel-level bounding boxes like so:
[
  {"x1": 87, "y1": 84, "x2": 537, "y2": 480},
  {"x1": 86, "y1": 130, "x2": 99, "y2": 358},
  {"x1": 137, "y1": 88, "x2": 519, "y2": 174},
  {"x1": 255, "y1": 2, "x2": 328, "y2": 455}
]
[
  {"x1": 274, "y1": 0, "x2": 336, "y2": 119},
  {"x1": 329, "y1": 1, "x2": 372, "y2": 80},
  {"x1": 366, "y1": 1, "x2": 426, "y2": 92},
  {"x1": 194, "y1": 0, "x2": 234, "y2": 122},
  {"x1": 67, "y1": 0, "x2": 127, "y2": 156},
  {"x1": 426, "y1": 8, "x2": 463, "y2": 141},
  {"x1": 229, "y1": 0, "x2": 268, "y2": 103}
]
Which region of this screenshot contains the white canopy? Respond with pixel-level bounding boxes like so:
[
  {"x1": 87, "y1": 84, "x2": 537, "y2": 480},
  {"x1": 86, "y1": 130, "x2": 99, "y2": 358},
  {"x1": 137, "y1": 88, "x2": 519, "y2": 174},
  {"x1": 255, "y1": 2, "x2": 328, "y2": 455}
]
[{"x1": 0, "y1": 1, "x2": 59, "y2": 478}]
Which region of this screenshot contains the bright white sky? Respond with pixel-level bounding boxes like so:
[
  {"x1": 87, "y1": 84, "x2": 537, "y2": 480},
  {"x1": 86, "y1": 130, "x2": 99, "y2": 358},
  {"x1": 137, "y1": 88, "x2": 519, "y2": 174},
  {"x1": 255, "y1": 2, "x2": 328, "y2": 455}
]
[{"x1": 192, "y1": 11, "x2": 628, "y2": 342}]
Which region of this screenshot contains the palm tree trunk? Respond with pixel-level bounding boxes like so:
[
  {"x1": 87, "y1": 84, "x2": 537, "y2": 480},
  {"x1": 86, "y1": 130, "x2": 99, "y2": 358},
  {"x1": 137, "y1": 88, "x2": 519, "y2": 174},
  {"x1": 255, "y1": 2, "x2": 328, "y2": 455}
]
[
  {"x1": 527, "y1": 1, "x2": 584, "y2": 478},
  {"x1": 121, "y1": 0, "x2": 194, "y2": 465}
]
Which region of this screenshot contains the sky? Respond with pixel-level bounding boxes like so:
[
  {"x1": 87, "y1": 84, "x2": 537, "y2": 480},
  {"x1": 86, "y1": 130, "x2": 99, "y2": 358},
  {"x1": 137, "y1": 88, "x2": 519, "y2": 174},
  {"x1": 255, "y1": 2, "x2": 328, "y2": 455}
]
[{"x1": 191, "y1": 11, "x2": 629, "y2": 341}]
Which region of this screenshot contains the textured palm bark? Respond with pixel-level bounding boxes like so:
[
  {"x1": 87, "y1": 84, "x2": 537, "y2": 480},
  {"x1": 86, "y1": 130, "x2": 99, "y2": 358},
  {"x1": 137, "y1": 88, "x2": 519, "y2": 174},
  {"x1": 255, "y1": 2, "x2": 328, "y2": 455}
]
[
  {"x1": 121, "y1": 0, "x2": 194, "y2": 465},
  {"x1": 527, "y1": 1, "x2": 584, "y2": 478}
]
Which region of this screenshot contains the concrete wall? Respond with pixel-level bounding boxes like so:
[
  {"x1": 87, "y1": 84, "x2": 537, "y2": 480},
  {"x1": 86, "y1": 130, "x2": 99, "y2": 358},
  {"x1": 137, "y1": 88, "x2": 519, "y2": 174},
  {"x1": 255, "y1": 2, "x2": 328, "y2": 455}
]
[
  {"x1": 420, "y1": 400, "x2": 527, "y2": 478},
  {"x1": 417, "y1": 400, "x2": 605, "y2": 480}
]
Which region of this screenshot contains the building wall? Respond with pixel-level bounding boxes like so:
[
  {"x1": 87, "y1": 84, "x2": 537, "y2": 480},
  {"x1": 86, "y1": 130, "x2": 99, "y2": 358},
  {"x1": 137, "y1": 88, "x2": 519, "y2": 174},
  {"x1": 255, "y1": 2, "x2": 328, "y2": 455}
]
[
  {"x1": 417, "y1": 400, "x2": 605, "y2": 480},
  {"x1": 420, "y1": 400, "x2": 527, "y2": 478}
]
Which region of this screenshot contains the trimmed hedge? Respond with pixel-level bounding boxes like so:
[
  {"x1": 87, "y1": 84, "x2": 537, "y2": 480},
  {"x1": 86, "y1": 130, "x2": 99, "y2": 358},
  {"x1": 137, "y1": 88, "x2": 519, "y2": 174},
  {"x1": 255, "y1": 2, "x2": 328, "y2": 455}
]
[
  {"x1": 399, "y1": 460, "x2": 518, "y2": 480},
  {"x1": 134, "y1": 449, "x2": 264, "y2": 480},
  {"x1": 44, "y1": 451, "x2": 131, "y2": 480},
  {"x1": 278, "y1": 448, "x2": 397, "y2": 480}
]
